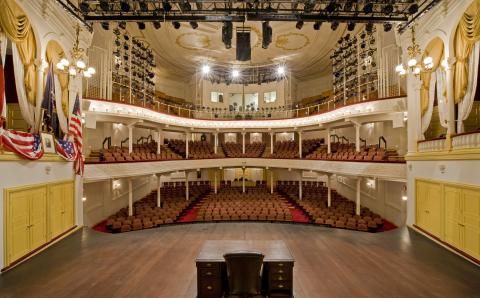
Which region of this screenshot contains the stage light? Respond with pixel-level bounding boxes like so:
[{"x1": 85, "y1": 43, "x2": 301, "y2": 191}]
[
  {"x1": 331, "y1": 21, "x2": 339, "y2": 31},
  {"x1": 277, "y1": 66, "x2": 285, "y2": 75},
  {"x1": 383, "y1": 22, "x2": 393, "y2": 32},
  {"x1": 343, "y1": 1, "x2": 354, "y2": 12},
  {"x1": 383, "y1": 4, "x2": 394, "y2": 14},
  {"x1": 222, "y1": 21, "x2": 233, "y2": 49},
  {"x1": 101, "y1": 22, "x2": 109, "y2": 30},
  {"x1": 136, "y1": 22, "x2": 145, "y2": 30},
  {"x1": 408, "y1": 3, "x2": 419, "y2": 15},
  {"x1": 262, "y1": 21, "x2": 272, "y2": 49},
  {"x1": 296, "y1": 20, "x2": 304, "y2": 30},
  {"x1": 363, "y1": 2, "x2": 374, "y2": 14},
  {"x1": 190, "y1": 21, "x2": 198, "y2": 29},
  {"x1": 120, "y1": 0, "x2": 131, "y2": 12},
  {"x1": 118, "y1": 21, "x2": 127, "y2": 30},
  {"x1": 347, "y1": 22, "x2": 355, "y2": 31},
  {"x1": 99, "y1": 0, "x2": 109, "y2": 11},
  {"x1": 163, "y1": 0, "x2": 172, "y2": 12},
  {"x1": 232, "y1": 69, "x2": 240, "y2": 78},
  {"x1": 172, "y1": 21, "x2": 181, "y2": 29},
  {"x1": 202, "y1": 65, "x2": 210, "y2": 75},
  {"x1": 326, "y1": 1, "x2": 336, "y2": 14},
  {"x1": 79, "y1": 2, "x2": 90, "y2": 13},
  {"x1": 153, "y1": 21, "x2": 161, "y2": 30},
  {"x1": 313, "y1": 21, "x2": 322, "y2": 30},
  {"x1": 182, "y1": 0, "x2": 192, "y2": 11},
  {"x1": 366, "y1": 22, "x2": 374, "y2": 33},
  {"x1": 139, "y1": 1, "x2": 148, "y2": 11},
  {"x1": 304, "y1": 0, "x2": 315, "y2": 13}
]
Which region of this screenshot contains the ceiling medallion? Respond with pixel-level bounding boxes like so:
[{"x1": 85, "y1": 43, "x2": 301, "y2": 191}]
[
  {"x1": 275, "y1": 33, "x2": 310, "y2": 51},
  {"x1": 176, "y1": 33, "x2": 211, "y2": 51}
]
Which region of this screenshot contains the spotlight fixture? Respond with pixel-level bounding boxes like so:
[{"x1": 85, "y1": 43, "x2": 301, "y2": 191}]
[
  {"x1": 101, "y1": 22, "x2": 109, "y2": 30},
  {"x1": 262, "y1": 21, "x2": 272, "y2": 49},
  {"x1": 304, "y1": 0, "x2": 315, "y2": 13},
  {"x1": 365, "y1": 22, "x2": 374, "y2": 33},
  {"x1": 232, "y1": 69, "x2": 240, "y2": 78},
  {"x1": 201, "y1": 64, "x2": 210, "y2": 75},
  {"x1": 172, "y1": 21, "x2": 181, "y2": 29},
  {"x1": 118, "y1": 21, "x2": 127, "y2": 30},
  {"x1": 79, "y1": 2, "x2": 90, "y2": 13},
  {"x1": 277, "y1": 65, "x2": 285, "y2": 75},
  {"x1": 99, "y1": 0, "x2": 109, "y2": 11},
  {"x1": 163, "y1": 0, "x2": 172, "y2": 12},
  {"x1": 331, "y1": 21, "x2": 339, "y2": 31},
  {"x1": 383, "y1": 4, "x2": 394, "y2": 15},
  {"x1": 325, "y1": 1, "x2": 336, "y2": 14},
  {"x1": 363, "y1": 2, "x2": 374, "y2": 14},
  {"x1": 181, "y1": 0, "x2": 192, "y2": 11},
  {"x1": 152, "y1": 21, "x2": 161, "y2": 30},
  {"x1": 383, "y1": 23, "x2": 393, "y2": 32},
  {"x1": 347, "y1": 22, "x2": 355, "y2": 31},
  {"x1": 222, "y1": 21, "x2": 233, "y2": 49},
  {"x1": 137, "y1": 22, "x2": 146, "y2": 30},
  {"x1": 190, "y1": 21, "x2": 198, "y2": 29},
  {"x1": 313, "y1": 21, "x2": 322, "y2": 31},
  {"x1": 139, "y1": 1, "x2": 148, "y2": 11},
  {"x1": 296, "y1": 20, "x2": 304, "y2": 30},
  {"x1": 120, "y1": 0, "x2": 131, "y2": 12},
  {"x1": 408, "y1": 3, "x2": 419, "y2": 15},
  {"x1": 343, "y1": 0, "x2": 354, "y2": 12}
]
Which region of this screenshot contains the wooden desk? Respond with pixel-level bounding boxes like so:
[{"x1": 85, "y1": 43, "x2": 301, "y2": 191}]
[{"x1": 196, "y1": 240, "x2": 294, "y2": 298}]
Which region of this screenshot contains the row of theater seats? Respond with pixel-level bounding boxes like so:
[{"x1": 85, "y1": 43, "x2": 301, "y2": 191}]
[
  {"x1": 264, "y1": 139, "x2": 322, "y2": 159},
  {"x1": 306, "y1": 142, "x2": 403, "y2": 162},
  {"x1": 221, "y1": 142, "x2": 266, "y2": 158},
  {"x1": 166, "y1": 139, "x2": 220, "y2": 159},
  {"x1": 105, "y1": 183, "x2": 210, "y2": 233},
  {"x1": 195, "y1": 186, "x2": 293, "y2": 222},
  {"x1": 277, "y1": 182, "x2": 384, "y2": 232}
]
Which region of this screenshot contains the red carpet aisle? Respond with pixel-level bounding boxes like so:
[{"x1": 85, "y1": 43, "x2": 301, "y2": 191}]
[
  {"x1": 178, "y1": 200, "x2": 201, "y2": 222},
  {"x1": 289, "y1": 207, "x2": 311, "y2": 223}
]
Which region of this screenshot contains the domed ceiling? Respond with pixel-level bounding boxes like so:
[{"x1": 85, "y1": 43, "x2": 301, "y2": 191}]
[{"x1": 130, "y1": 21, "x2": 358, "y2": 80}]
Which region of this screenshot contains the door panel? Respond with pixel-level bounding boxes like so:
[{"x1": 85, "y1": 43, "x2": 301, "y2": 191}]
[
  {"x1": 48, "y1": 184, "x2": 64, "y2": 239},
  {"x1": 444, "y1": 186, "x2": 462, "y2": 248},
  {"x1": 63, "y1": 182, "x2": 75, "y2": 231},
  {"x1": 415, "y1": 181, "x2": 429, "y2": 230},
  {"x1": 427, "y1": 183, "x2": 442, "y2": 238},
  {"x1": 29, "y1": 187, "x2": 48, "y2": 250},
  {"x1": 463, "y1": 188, "x2": 480, "y2": 259},
  {"x1": 7, "y1": 191, "x2": 30, "y2": 265}
]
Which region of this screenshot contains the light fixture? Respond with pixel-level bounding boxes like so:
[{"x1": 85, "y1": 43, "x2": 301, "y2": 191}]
[
  {"x1": 82, "y1": 197, "x2": 87, "y2": 202},
  {"x1": 313, "y1": 21, "x2": 322, "y2": 30},
  {"x1": 201, "y1": 64, "x2": 210, "y2": 75},
  {"x1": 79, "y1": 2, "x2": 90, "y2": 12},
  {"x1": 347, "y1": 22, "x2": 355, "y2": 31},
  {"x1": 118, "y1": 21, "x2": 127, "y2": 30},
  {"x1": 331, "y1": 21, "x2": 339, "y2": 31},
  {"x1": 152, "y1": 21, "x2": 161, "y2": 30},
  {"x1": 408, "y1": 4, "x2": 419, "y2": 15},
  {"x1": 137, "y1": 22, "x2": 146, "y2": 30},
  {"x1": 56, "y1": 25, "x2": 95, "y2": 78},
  {"x1": 262, "y1": 21, "x2": 272, "y2": 49},
  {"x1": 383, "y1": 22, "x2": 393, "y2": 32},
  {"x1": 99, "y1": 0, "x2": 109, "y2": 11},
  {"x1": 277, "y1": 65, "x2": 285, "y2": 75},
  {"x1": 120, "y1": 0, "x2": 131, "y2": 12},
  {"x1": 365, "y1": 22, "x2": 374, "y2": 33},
  {"x1": 363, "y1": 2, "x2": 374, "y2": 14},
  {"x1": 296, "y1": 20, "x2": 304, "y2": 30},
  {"x1": 232, "y1": 69, "x2": 240, "y2": 78},
  {"x1": 163, "y1": 0, "x2": 172, "y2": 12},
  {"x1": 172, "y1": 21, "x2": 181, "y2": 29},
  {"x1": 395, "y1": 26, "x2": 433, "y2": 77},
  {"x1": 190, "y1": 21, "x2": 198, "y2": 29},
  {"x1": 402, "y1": 195, "x2": 408, "y2": 201},
  {"x1": 139, "y1": 1, "x2": 148, "y2": 11},
  {"x1": 101, "y1": 22, "x2": 109, "y2": 30}
]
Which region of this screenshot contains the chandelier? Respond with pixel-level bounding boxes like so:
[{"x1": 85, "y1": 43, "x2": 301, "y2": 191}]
[
  {"x1": 56, "y1": 24, "x2": 95, "y2": 78},
  {"x1": 395, "y1": 26, "x2": 433, "y2": 76}
]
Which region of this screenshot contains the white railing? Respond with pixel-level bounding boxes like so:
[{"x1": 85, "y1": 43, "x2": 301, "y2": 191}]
[
  {"x1": 417, "y1": 138, "x2": 446, "y2": 152},
  {"x1": 452, "y1": 131, "x2": 480, "y2": 150}
]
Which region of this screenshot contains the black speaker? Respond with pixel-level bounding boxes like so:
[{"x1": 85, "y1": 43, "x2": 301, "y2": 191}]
[{"x1": 236, "y1": 31, "x2": 251, "y2": 61}]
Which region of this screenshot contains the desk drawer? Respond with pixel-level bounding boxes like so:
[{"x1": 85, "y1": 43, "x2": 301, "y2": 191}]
[
  {"x1": 197, "y1": 261, "x2": 221, "y2": 270},
  {"x1": 198, "y1": 282, "x2": 222, "y2": 298},
  {"x1": 269, "y1": 262, "x2": 293, "y2": 270},
  {"x1": 199, "y1": 268, "x2": 219, "y2": 278},
  {"x1": 270, "y1": 273, "x2": 291, "y2": 282},
  {"x1": 270, "y1": 281, "x2": 291, "y2": 290}
]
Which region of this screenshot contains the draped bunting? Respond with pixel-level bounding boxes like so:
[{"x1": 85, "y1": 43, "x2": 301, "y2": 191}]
[
  {"x1": 12, "y1": 42, "x2": 35, "y2": 127},
  {"x1": 421, "y1": 72, "x2": 437, "y2": 139},
  {"x1": 457, "y1": 42, "x2": 480, "y2": 133},
  {"x1": 453, "y1": 0, "x2": 480, "y2": 104},
  {"x1": 0, "y1": 0, "x2": 37, "y2": 106},
  {"x1": 436, "y1": 68, "x2": 449, "y2": 129},
  {"x1": 420, "y1": 38, "x2": 444, "y2": 116}
]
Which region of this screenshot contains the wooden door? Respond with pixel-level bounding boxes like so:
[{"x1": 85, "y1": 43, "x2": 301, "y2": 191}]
[
  {"x1": 444, "y1": 186, "x2": 462, "y2": 248},
  {"x1": 63, "y1": 182, "x2": 75, "y2": 231},
  {"x1": 29, "y1": 187, "x2": 47, "y2": 251},
  {"x1": 426, "y1": 182, "x2": 443, "y2": 238},
  {"x1": 48, "y1": 184, "x2": 65, "y2": 240},
  {"x1": 7, "y1": 190, "x2": 30, "y2": 265},
  {"x1": 463, "y1": 188, "x2": 480, "y2": 260},
  {"x1": 415, "y1": 180, "x2": 429, "y2": 231}
]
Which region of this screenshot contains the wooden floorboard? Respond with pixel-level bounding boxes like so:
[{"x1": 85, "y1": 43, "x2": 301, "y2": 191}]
[{"x1": 0, "y1": 223, "x2": 479, "y2": 298}]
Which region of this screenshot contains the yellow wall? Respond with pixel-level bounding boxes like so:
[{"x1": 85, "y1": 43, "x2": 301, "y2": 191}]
[
  {"x1": 3, "y1": 180, "x2": 75, "y2": 267},
  {"x1": 416, "y1": 179, "x2": 480, "y2": 261}
]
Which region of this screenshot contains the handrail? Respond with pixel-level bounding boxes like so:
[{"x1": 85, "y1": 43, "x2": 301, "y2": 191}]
[
  {"x1": 146, "y1": 135, "x2": 153, "y2": 144},
  {"x1": 137, "y1": 136, "x2": 146, "y2": 145},
  {"x1": 360, "y1": 138, "x2": 367, "y2": 148},
  {"x1": 340, "y1": 136, "x2": 349, "y2": 144},
  {"x1": 378, "y1": 136, "x2": 387, "y2": 149},
  {"x1": 102, "y1": 137, "x2": 111, "y2": 149},
  {"x1": 121, "y1": 137, "x2": 129, "y2": 148},
  {"x1": 330, "y1": 134, "x2": 340, "y2": 143}
]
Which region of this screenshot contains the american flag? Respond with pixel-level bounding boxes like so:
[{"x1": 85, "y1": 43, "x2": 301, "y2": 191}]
[
  {"x1": 55, "y1": 138, "x2": 77, "y2": 162},
  {"x1": 0, "y1": 41, "x2": 5, "y2": 121},
  {"x1": 69, "y1": 94, "x2": 84, "y2": 176},
  {"x1": 41, "y1": 64, "x2": 60, "y2": 138},
  {"x1": 0, "y1": 128, "x2": 44, "y2": 160}
]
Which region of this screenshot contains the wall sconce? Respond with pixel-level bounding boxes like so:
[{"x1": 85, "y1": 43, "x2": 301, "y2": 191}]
[
  {"x1": 402, "y1": 195, "x2": 408, "y2": 201},
  {"x1": 366, "y1": 178, "x2": 376, "y2": 189},
  {"x1": 112, "y1": 179, "x2": 121, "y2": 190},
  {"x1": 82, "y1": 197, "x2": 87, "y2": 202}
]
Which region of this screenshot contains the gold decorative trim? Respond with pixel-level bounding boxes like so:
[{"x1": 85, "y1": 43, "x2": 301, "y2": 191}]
[
  {"x1": 0, "y1": 152, "x2": 67, "y2": 162},
  {"x1": 405, "y1": 148, "x2": 480, "y2": 161},
  {"x1": 275, "y1": 32, "x2": 310, "y2": 51},
  {"x1": 175, "y1": 33, "x2": 211, "y2": 51}
]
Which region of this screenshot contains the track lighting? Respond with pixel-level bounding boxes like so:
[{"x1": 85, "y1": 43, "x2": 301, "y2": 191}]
[
  {"x1": 408, "y1": 4, "x2": 419, "y2": 15},
  {"x1": 101, "y1": 22, "x2": 109, "y2": 30},
  {"x1": 172, "y1": 21, "x2": 181, "y2": 29},
  {"x1": 331, "y1": 21, "x2": 339, "y2": 31},
  {"x1": 201, "y1": 64, "x2": 210, "y2": 75},
  {"x1": 383, "y1": 23, "x2": 392, "y2": 32},
  {"x1": 137, "y1": 22, "x2": 146, "y2": 30},
  {"x1": 163, "y1": 0, "x2": 172, "y2": 12},
  {"x1": 222, "y1": 21, "x2": 232, "y2": 49},
  {"x1": 347, "y1": 22, "x2": 355, "y2": 31},
  {"x1": 99, "y1": 0, "x2": 109, "y2": 11},
  {"x1": 232, "y1": 69, "x2": 240, "y2": 78},
  {"x1": 366, "y1": 22, "x2": 374, "y2": 33},
  {"x1": 79, "y1": 2, "x2": 90, "y2": 13},
  {"x1": 313, "y1": 21, "x2": 322, "y2": 31},
  {"x1": 118, "y1": 21, "x2": 127, "y2": 30},
  {"x1": 120, "y1": 0, "x2": 131, "y2": 12},
  {"x1": 190, "y1": 21, "x2": 198, "y2": 29},
  {"x1": 383, "y1": 4, "x2": 394, "y2": 15},
  {"x1": 152, "y1": 21, "x2": 161, "y2": 30},
  {"x1": 296, "y1": 20, "x2": 304, "y2": 30},
  {"x1": 363, "y1": 2, "x2": 374, "y2": 14},
  {"x1": 262, "y1": 21, "x2": 272, "y2": 49},
  {"x1": 326, "y1": 1, "x2": 336, "y2": 14}
]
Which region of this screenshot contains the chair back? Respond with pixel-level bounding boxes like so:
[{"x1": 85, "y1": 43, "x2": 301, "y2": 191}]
[{"x1": 223, "y1": 250, "x2": 264, "y2": 296}]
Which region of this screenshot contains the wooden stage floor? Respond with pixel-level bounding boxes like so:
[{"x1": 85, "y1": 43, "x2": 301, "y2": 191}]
[{"x1": 0, "y1": 223, "x2": 479, "y2": 298}]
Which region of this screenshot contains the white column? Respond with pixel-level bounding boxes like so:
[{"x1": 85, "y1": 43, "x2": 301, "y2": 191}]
[
  {"x1": 157, "y1": 129, "x2": 162, "y2": 154},
  {"x1": 186, "y1": 132, "x2": 190, "y2": 159},
  {"x1": 214, "y1": 133, "x2": 218, "y2": 154},
  {"x1": 214, "y1": 170, "x2": 218, "y2": 194},
  {"x1": 298, "y1": 131, "x2": 303, "y2": 158},
  {"x1": 271, "y1": 170, "x2": 275, "y2": 194},
  {"x1": 327, "y1": 174, "x2": 332, "y2": 208},
  {"x1": 327, "y1": 128, "x2": 331, "y2": 154},
  {"x1": 299, "y1": 173, "x2": 303, "y2": 200},
  {"x1": 242, "y1": 132, "x2": 246, "y2": 154},
  {"x1": 355, "y1": 124, "x2": 361, "y2": 152},
  {"x1": 445, "y1": 58, "x2": 456, "y2": 138},
  {"x1": 128, "y1": 178, "x2": 133, "y2": 216},
  {"x1": 128, "y1": 126, "x2": 133, "y2": 154},
  {"x1": 185, "y1": 171, "x2": 189, "y2": 201},
  {"x1": 270, "y1": 132, "x2": 274, "y2": 154},
  {"x1": 356, "y1": 178, "x2": 361, "y2": 215},
  {"x1": 156, "y1": 174, "x2": 161, "y2": 207},
  {"x1": 242, "y1": 168, "x2": 246, "y2": 193},
  {"x1": 407, "y1": 76, "x2": 422, "y2": 152}
]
